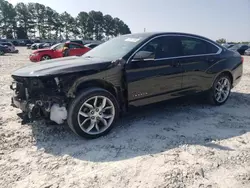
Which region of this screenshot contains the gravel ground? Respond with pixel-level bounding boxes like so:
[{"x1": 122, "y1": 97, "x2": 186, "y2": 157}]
[{"x1": 0, "y1": 47, "x2": 250, "y2": 188}]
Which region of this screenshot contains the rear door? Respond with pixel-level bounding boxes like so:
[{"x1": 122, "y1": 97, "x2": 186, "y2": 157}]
[
  {"x1": 68, "y1": 43, "x2": 86, "y2": 56},
  {"x1": 176, "y1": 36, "x2": 221, "y2": 93},
  {"x1": 125, "y1": 36, "x2": 183, "y2": 106}
]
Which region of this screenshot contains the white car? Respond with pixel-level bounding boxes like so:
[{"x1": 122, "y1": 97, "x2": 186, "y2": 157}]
[{"x1": 0, "y1": 42, "x2": 18, "y2": 53}]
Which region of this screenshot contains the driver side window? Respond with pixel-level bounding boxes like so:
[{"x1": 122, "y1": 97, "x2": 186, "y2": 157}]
[
  {"x1": 137, "y1": 39, "x2": 159, "y2": 59},
  {"x1": 54, "y1": 43, "x2": 64, "y2": 50},
  {"x1": 134, "y1": 36, "x2": 181, "y2": 60}
]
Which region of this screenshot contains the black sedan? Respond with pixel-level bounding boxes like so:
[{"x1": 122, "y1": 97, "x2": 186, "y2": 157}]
[
  {"x1": 10, "y1": 32, "x2": 243, "y2": 138},
  {"x1": 229, "y1": 44, "x2": 249, "y2": 55}
]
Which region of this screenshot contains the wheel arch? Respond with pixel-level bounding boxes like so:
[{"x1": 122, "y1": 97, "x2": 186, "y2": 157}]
[
  {"x1": 212, "y1": 70, "x2": 234, "y2": 87},
  {"x1": 40, "y1": 54, "x2": 52, "y2": 59},
  {"x1": 76, "y1": 79, "x2": 118, "y2": 97},
  {"x1": 67, "y1": 79, "x2": 125, "y2": 109}
]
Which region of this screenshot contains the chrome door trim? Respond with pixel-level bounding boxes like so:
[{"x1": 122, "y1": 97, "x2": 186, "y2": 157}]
[{"x1": 127, "y1": 34, "x2": 223, "y2": 64}]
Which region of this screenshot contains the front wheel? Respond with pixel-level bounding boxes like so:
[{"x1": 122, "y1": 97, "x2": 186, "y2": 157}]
[
  {"x1": 67, "y1": 88, "x2": 119, "y2": 139},
  {"x1": 41, "y1": 55, "x2": 51, "y2": 61},
  {"x1": 208, "y1": 74, "x2": 232, "y2": 105}
]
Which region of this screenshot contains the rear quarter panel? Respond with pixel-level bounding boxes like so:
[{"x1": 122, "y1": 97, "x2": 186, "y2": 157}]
[{"x1": 206, "y1": 51, "x2": 243, "y2": 89}]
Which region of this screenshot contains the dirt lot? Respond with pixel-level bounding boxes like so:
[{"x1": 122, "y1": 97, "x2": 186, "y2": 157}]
[{"x1": 0, "y1": 47, "x2": 250, "y2": 188}]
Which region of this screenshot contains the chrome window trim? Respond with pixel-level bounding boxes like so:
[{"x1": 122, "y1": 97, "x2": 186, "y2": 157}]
[{"x1": 127, "y1": 34, "x2": 223, "y2": 63}]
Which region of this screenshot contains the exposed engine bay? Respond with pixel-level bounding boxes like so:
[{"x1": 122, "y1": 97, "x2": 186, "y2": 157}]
[{"x1": 10, "y1": 75, "x2": 70, "y2": 124}]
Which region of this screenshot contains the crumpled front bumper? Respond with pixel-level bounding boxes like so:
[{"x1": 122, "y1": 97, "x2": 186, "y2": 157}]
[
  {"x1": 11, "y1": 96, "x2": 39, "y2": 124},
  {"x1": 11, "y1": 95, "x2": 67, "y2": 124},
  {"x1": 11, "y1": 96, "x2": 28, "y2": 111},
  {"x1": 10, "y1": 80, "x2": 68, "y2": 124},
  {"x1": 11, "y1": 96, "x2": 39, "y2": 120}
]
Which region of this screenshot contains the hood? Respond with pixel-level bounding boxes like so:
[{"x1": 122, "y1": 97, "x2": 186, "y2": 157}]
[
  {"x1": 33, "y1": 48, "x2": 52, "y2": 53},
  {"x1": 12, "y1": 56, "x2": 113, "y2": 77}
]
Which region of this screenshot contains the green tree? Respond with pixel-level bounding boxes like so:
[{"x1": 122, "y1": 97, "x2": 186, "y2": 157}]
[
  {"x1": 15, "y1": 2, "x2": 34, "y2": 38},
  {"x1": 60, "y1": 11, "x2": 75, "y2": 39},
  {"x1": 0, "y1": 0, "x2": 131, "y2": 40},
  {"x1": 76, "y1": 11, "x2": 90, "y2": 39},
  {"x1": 16, "y1": 26, "x2": 27, "y2": 39},
  {"x1": 44, "y1": 6, "x2": 58, "y2": 39},
  {"x1": 103, "y1": 14, "x2": 114, "y2": 38},
  {"x1": 88, "y1": 10, "x2": 104, "y2": 40},
  {"x1": 30, "y1": 3, "x2": 47, "y2": 38},
  {"x1": 0, "y1": 0, "x2": 16, "y2": 38},
  {"x1": 216, "y1": 38, "x2": 226, "y2": 44}
]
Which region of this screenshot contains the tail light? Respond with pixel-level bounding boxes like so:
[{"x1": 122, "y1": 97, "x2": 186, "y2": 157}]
[{"x1": 241, "y1": 56, "x2": 244, "y2": 63}]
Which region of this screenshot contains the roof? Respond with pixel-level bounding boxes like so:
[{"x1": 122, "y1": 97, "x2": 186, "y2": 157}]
[{"x1": 122, "y1": 32, "x2": 215, "y2": 42}]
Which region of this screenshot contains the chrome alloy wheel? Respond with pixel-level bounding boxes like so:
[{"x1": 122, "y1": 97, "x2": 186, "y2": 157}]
[
  {"x1": 214, "y1": 77, "x2": 231, "y2": 103},
  {"x1": 41, "y1": 56, "x2": 50, "y2": 61},
  {"x1": 77, "y1": 96, "x2": 115, "y2": 135}
]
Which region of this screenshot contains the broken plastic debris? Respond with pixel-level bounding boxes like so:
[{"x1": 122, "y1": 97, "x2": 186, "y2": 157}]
[{"x1": 50, "y1": 104, "x2": 67, "y2": 124}]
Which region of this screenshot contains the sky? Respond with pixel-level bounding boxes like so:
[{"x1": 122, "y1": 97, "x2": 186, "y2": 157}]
[{"x1": 8, "y1": 0, "x2": 250, "y2": 41}]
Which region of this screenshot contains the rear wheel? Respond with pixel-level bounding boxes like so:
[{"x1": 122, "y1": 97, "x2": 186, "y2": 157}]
[
  {"x1": 41, "y1": 55, "x2": 51, "y2": 61},
  {"x1": 67, "y1": 88, "x2": 119, "y2": 139},
  {"x1": 208, "y1": 74, "x2": 232, "y2": 105}
]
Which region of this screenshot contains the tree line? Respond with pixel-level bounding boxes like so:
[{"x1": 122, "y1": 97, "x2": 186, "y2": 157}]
[
  {"x1": 216, "y1": 38, "x2": 249, "y2": 44},
  {"x1": 0, "y1": 0, "x2": 131, "y2": 40}
]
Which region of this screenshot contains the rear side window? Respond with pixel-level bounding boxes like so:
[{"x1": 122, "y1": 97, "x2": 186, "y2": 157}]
[
  {"x1": 70, "y1": 40, "x2": 83, "y2": 45},
  {"x1": 180, "y1": 36, "x2": 219, "y2": 56},
  {"x1": 69, "y1": 43, "x2": 82, "y2": 49}
]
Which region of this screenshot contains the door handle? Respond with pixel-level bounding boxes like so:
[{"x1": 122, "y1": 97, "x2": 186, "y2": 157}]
[
  {"x1": 206, "y1": 57, "x2": 215, "y2": 63},
  {"x1": 171, "y1": 62, "x2": 181, "y2": 67}
]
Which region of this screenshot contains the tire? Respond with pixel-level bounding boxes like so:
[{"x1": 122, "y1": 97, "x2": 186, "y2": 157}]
[
  {"x1": 41, "y1": 55, "x2": 51, "y2": 61},
  {"x1": 208, "y1": 73, "x2": 232, "y2": 105},
  {"x1": 67, "y1": 87, "x2": 120, "y2": 139}
]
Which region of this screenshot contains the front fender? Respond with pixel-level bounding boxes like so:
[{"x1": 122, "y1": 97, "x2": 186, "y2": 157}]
[{"x1": 67, "y1": 65, "x2": 124, "y2": 98}]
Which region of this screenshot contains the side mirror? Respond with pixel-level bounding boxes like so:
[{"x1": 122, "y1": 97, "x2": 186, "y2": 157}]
[{"x1": 133, "y1": 50, "x2": 154, "y2": 60}]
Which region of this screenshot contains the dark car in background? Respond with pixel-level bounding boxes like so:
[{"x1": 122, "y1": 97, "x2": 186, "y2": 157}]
[
  {"x1": 244, "y1": 47, "x2": 250, "y2": 56},
  {"x1": 84, "y1": 43, "x2": 101, "y2": 49},
  {"x1": 30, "y1": 43, "x2": 46, "y2": 50},
  {"x1": 10, "y1": 32, "x2": 243, "y2": 139},
  {"x1": 67, "y1": 40, "x2": 84, "y2": 45},
  {"x1": 0, "y1": 44, "x2": 8, "y2": 55},
  {"x1": 229, "y1": 44, "x2": 249, "y2": 55},
  {"x1": 222, "y1": 43, "x2": 235, "y2": 49},
  {"x1": 11, "y1": 41, "x2": 19, "y2": 46},
  {"x1": 0, "y1": 42, "x2": 19, "y2": 53}
]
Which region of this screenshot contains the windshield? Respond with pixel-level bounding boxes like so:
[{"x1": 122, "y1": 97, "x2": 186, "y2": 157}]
[
  {"x1": 50, "y1": 43, "x2": 63, "y2": 50},
  {"x1": 82, "y1": 34, "x2": 148, "y2": 59}
]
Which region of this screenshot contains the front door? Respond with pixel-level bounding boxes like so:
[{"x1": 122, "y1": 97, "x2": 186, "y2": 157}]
[
  {"x1": 125, "y1": 36, "x2": 184, "y2": 106},
  {"x1": 53, "y1": 43, "x2": 65, "y2": 58}
]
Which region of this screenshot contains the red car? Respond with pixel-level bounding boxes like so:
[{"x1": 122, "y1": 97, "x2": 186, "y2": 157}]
[{"x1": 29, "y1": 42, "x2": 91, "y2": 62}]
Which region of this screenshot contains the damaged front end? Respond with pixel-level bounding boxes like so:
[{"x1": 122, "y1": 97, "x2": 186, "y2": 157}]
[{"x1": 10, "y1": 76, "x2": 68, "y2": 124}]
